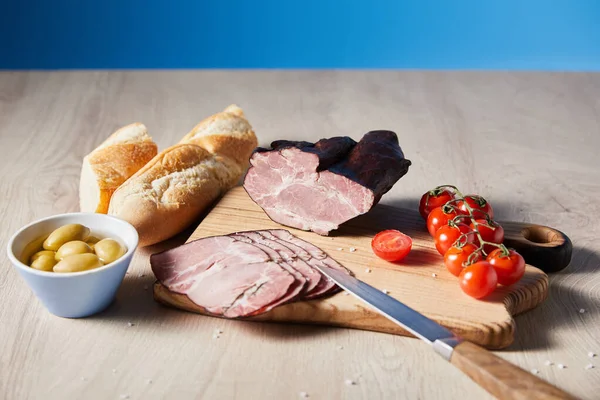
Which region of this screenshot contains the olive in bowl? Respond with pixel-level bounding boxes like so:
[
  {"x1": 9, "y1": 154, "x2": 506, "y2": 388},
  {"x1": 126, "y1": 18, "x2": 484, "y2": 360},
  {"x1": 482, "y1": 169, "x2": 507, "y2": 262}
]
[{"x1": 6, "y1": 213, "x2": 138, "y2": 318}]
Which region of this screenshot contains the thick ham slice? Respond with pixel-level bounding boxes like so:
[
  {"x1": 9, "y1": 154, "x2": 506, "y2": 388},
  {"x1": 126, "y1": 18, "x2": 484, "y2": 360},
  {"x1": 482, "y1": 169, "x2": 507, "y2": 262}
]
[
  {"x1": 151, "y1": 230, "x2": 352, "y2": 318},
  {"x1": 244, "y1": 131, "x2": 411, "y2": 235},
  {"x1": 233, "y1": 231, "x2": 322, "y2": 296}
]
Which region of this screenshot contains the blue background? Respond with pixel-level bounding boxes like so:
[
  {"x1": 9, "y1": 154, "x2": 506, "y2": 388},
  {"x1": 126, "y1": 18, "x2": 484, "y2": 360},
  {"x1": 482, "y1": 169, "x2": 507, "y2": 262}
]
[{"x1": 1, "y1": 0, "x2": 600, "y2": 70}]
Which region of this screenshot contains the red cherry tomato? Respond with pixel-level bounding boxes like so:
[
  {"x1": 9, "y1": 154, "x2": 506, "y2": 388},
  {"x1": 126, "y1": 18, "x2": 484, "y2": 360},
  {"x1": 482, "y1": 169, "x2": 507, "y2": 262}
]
[
  {"x1": 458, "y1": 195, "x2": 494, "y2": 219},
  {"x1": 444, "y1": 243, "x2": 481, "y2": 277},
  {"x1": 459, "y1": 261, "x2": 498, "y2": 299},
  {"x1": 427, "y1": 207, "x2": 465, "y2": 236},
  {"x1": 371, "y1": 230, "x2": 413, "y2": 262},
  {"x1": 487, "y1": 248, "x2": 526, "y2": 286},
  {"x1": 433, "y1": 224, "x2": 474, "y2": 256},
  {"x1": 470, "y1": 219, "x2": 505, "y2": 253},
  {"x1": 419, "y1": 189, "x2": 455, "y2": 220}
]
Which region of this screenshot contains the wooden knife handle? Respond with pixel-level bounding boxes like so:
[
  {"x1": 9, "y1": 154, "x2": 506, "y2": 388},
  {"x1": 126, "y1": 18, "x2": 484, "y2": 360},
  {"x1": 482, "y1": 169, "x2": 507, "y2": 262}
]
[
  {"x1": 450, "y1": 341, "x2": 575, "y2": 399},
  {"x1": 501, "y1": 222, "x2": 572, "y2": 273}
]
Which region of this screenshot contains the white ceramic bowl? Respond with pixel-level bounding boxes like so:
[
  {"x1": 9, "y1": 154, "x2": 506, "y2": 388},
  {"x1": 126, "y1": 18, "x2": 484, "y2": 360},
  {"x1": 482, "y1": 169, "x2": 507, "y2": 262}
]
[{"x1": 6, "y1": 213, "x2": 139, "y2": 318}]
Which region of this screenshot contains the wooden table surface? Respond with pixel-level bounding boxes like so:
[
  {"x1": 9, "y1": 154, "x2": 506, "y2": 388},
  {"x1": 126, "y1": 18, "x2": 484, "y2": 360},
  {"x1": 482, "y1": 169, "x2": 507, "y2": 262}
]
[{"x1": 1, "y1": 71, "x2": 599, "y2": 400}]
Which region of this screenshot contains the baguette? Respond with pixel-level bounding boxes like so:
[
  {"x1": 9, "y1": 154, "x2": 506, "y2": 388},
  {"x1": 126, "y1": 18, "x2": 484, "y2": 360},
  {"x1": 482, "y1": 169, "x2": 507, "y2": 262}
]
[
  {"x1": 108, "y1": 105, "x2": 257, "y2": 246},
  {"x1": 79, "y1": 123, "x2": 158, "y2": 213}
]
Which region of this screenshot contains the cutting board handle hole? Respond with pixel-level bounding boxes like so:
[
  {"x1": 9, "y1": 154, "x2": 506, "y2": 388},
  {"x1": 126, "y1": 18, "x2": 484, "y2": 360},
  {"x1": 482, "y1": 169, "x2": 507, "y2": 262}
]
[{"x1": 521, "y1": 226, "x2": 560, "y2": 245}]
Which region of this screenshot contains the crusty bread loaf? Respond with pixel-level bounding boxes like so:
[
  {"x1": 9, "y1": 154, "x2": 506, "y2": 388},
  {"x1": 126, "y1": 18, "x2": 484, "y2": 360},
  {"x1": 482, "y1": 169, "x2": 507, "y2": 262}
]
[
  {"x1": 179, "y1": 104, "x2": 258, "y2": 167},
  {"x1": 108, "y1": 105, "x2": 257, "y2": 246},
  {"x1": 79, "y1": 123, "x2": 158, "y2": 213}
]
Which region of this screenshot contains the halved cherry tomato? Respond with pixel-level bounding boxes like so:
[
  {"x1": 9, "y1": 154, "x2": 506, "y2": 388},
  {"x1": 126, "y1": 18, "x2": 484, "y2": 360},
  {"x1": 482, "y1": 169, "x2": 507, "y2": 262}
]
[
  {"x1": 419, "y1": 189, "x2": 455, "y2": 220},
  {"x1": 459, "y1": 261, "x2": 498, "y2": 299},
  {"x1": 487, "y1": 248, "x2": 526, "y2": 286},
  {"x1": 371, "y1": 230, "x2": 413, "y2": 262},
  {"x1": 470, "y1": 219, "x2": 504, "y2": 253},
  {"x1": 427, "y1": 206, "x2": 465, "y2": 237},
  {"x1": 458, "y1": 195, "x2": 494, "y2": 219},
  {"x1": 433, "y1": 224, "x2": 474, "y2": 256},
  {"x1": 444, "y1": 243, "x2": 481, "y2": 277}
]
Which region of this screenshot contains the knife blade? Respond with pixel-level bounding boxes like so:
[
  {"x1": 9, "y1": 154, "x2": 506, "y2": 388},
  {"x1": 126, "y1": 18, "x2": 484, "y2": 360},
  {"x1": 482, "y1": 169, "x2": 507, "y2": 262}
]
[
  {"x1": 315, "y1": 264, "x2": 460, "y2": 359},
  {"x1": 312, "y1": 262, "x2": 574, "y2": 399}
]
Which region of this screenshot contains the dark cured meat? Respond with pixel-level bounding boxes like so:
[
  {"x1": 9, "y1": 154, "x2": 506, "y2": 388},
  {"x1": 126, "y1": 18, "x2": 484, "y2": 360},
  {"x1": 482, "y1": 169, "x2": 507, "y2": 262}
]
[
  {"x1": 260, "y1": 136, "x2": 358, "y2": 171},
  {"x1": 151, "y1": 230, "x2": 352, "y2": 318},
  {"x1": 244, "y1": 131, "x2": 411, "y2": 235}
]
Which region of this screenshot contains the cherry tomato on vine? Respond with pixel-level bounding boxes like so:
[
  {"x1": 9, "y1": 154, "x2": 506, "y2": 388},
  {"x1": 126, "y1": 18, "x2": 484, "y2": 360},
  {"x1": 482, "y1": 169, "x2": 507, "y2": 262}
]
[
  {"x1": 427, "y1": 207, "x2": 465, "y2": 236},
  {"x1": 470, "y1": 219, "x2": 505, "y2": 253},
  {"x1": 458, "y1": 195, "x2": 494, "y2": 219},
  {"x1": 444, "y1": 243, "x2": 481, "y2": 277},
  {"x1": 433, "y1": 224, "x2": 474, "y2": 256},
  {"x1": 371, "y1": 230, "x2": 413, "y2": 262},
  {"x1": 487, "y1": 248, "x2": 526, "y2": 286},
  {"x1": 419, "y1": 189, "x2": 455, "y2": 220},
  {"x1": 458, "y1": 261, "x2": 498, "y2": 299}
]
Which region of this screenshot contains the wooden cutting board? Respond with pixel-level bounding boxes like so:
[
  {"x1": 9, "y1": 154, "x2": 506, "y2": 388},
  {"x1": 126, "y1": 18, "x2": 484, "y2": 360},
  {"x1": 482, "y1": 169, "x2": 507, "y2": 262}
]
[{"x1": 154, "y1": 187, "x2": 550, "y2": 349}]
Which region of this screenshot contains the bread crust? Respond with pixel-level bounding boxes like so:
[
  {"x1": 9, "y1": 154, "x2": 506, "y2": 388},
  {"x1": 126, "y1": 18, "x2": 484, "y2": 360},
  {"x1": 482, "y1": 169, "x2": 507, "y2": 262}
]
[
  {"x1": 79, "y1": 123, "x2": 158, "y2": 213},
  {"x1": 108, "y1": 144, "x2": 241, "y2": 246},
  {"x1": 179, "y1": 104, "x2": 258, "y2": 167},
  {"x1": 108, "y1": 105, "x2": 258, "y2": 246}
]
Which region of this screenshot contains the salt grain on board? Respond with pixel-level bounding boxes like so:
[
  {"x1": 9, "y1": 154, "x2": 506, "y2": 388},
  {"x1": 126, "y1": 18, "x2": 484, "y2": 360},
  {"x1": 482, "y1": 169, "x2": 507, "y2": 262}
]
[
  {"x1": 337, "y1": 248, "x2": 343, "y2": 251},
  {"x1": 349, "y1": 247, "x2": 356, "y2": 252},
  {"x1": 531, "y1": 369, "x2": 539, "y2": 375},
  {"x1": 344, "y1": 379, "x2": 356, "y2": 386},
  {"x1": 147, "y1": 379, "x2": 153, "y2": 384},
  {"x1": 365, "y1": 268, "x2": 371, "y2": 273},
  {"x1": 299, "y1": 392, "x2": 309, "y2": 398},
  {"x1": 589, "y1": 352, "x2": 596, "y2": 358},
  {"x1": 120, "y1": 395, "x2": 130, "y2": 399},
  {"x1": 127, "y1": 322, "x2": 134, "y2": 327},
  {"x1": 557, "y1": 364, "x2": 566, "y2": 369},
  {"x1": 382, "y1": 289, "x2": 389, "y2": 294},
  {"x1": 112, "y1": 369, "x2": 117, "y2": 374},
  {"x1": 585, "y1": 364, "x2": 595, "y2": 370},
  {"x1": 545, "y1": 360, "x2": 553, "y2": 366},
  {"x1": 579, "y1": 309, "x2": 585, "y2": 314},
  {"x1": 432, "y1": 273, "x2": 437, "y2": 278},
  {"x1": 337, "y1": 346, "x2": 344, "y2": 350}
]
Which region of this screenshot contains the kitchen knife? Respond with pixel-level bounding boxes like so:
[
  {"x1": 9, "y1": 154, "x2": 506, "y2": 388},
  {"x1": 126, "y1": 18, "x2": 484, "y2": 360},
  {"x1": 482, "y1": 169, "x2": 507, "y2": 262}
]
[{"x1": 312, "y1": 265, "x2": 574, "y2": 400}]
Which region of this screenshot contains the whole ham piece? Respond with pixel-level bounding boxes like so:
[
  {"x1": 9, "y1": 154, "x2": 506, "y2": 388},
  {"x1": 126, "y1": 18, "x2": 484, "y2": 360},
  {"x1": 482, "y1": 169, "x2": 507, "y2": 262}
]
[
  {"x1": 243, "y1": 130, "x2": 411, "y2": 235},
  {"x1": 150, "y1": 229, "x2": 352, "y2": 318}
]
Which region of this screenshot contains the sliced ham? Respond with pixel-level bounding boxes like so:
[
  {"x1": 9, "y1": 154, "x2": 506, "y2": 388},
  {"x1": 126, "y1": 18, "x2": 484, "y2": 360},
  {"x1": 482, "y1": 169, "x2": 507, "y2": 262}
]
[
  {"x1": 244, "y1": 131, "x2": 411, "y2": 235},
  {"x1": 234, "y1": 231, "x2": 322, "y2": 296},
  {"x1": 151, "y1": 229, "x2": 352, "y2": 318}
]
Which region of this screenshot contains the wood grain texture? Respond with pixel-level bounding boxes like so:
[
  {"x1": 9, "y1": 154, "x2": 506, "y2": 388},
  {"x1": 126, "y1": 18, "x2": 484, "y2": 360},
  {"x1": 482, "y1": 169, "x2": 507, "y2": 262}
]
[
  {"x1": 1, "y1": 71, "x2": 599, "y2": 400},
  {"x1": 451, "y1": 341, "x2": 575, "y2": 399},
  {"x1": 154, "y1": 187, "x2": 548, "y2": 349}
]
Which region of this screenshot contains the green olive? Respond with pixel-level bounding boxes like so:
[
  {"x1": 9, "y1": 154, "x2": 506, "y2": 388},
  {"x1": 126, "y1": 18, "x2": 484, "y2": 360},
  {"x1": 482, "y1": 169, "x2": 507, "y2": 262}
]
[
  {"x1": 86, "y1": 236, "x2": 100, "y2": 251},
  {"x1": 94, "y1": 238, "x2": 127, "y2": 264},
  {"x1": 43, "y1": 224, "x2": 90, "y2": 251},
  {"x1": 53, "y1": 253, "x2": 103, "y2": 273},
  {"x1": 21, "y1": 235, "x2": 48, "y2": 264},
  {"x1": 55, "y1": 241, "x2": 93, "y2": 261},
  {"x1": 30, "y1": 250, "x2": 56, "y2": 264},
  {"x1": 30, "y1": 255, "x2": 57, "y2": 272}
]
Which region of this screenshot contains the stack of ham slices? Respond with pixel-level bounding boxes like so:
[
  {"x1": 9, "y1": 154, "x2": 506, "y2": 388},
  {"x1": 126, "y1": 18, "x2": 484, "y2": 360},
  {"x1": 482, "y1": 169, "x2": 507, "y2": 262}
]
[{"x1": 151, "y1": 229, "x2": 352, "y2": 318}]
